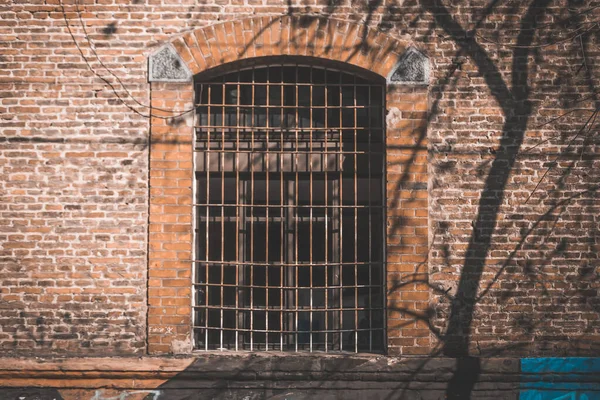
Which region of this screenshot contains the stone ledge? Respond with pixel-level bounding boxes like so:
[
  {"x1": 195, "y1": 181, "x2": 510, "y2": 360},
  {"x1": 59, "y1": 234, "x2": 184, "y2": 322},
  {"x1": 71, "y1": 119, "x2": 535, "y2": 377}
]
[
  {"x1": 2, "y1": 356, "x2": 599, "y2": 400},
  {"x1": 2, "y1": 356, "x2": 599, "y2": 384},
  {"x1": 0, "y1": 355, "x2": 517, "y2": 388}
]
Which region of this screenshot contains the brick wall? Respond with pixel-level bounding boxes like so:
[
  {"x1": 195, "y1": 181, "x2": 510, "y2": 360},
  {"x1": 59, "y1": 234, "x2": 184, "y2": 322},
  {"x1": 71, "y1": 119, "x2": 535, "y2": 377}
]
[
  {"x1": 1, "y1": 0, "x2": 599, "y2": 357},
  {"x1": 0, "y1": 0, "x2": 150, "y2": 352}
]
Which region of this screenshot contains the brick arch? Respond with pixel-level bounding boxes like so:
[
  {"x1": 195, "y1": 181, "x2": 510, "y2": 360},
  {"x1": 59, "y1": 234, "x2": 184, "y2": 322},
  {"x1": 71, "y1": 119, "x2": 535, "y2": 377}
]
[{"x1": 168, "y1": 16, "x2": 409, "y2": 79}]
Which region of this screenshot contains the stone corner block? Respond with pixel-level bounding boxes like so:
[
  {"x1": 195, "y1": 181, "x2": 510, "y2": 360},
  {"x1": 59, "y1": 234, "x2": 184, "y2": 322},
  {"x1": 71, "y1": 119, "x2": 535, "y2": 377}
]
[
  {"x1": 387, "y1": 47, "x2": 429, "y2": 85},
  {"x1": 148, "y1": 43, "x2": 193, "y2": 83}
]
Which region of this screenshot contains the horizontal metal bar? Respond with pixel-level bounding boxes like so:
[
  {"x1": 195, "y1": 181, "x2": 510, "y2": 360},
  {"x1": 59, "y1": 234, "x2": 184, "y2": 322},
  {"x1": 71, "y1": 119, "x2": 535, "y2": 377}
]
[
  {"x1": 193, "y1": 327, "x2": 384, "y2": 334},
  {"x1": 194, "y1": 282, "x2": 382, "y2": 289},
  {"x1": 195, "y1": 126, "x2": 383, "y2": 131},
  {"x1": 194, "y1": 305, "x2": 383, "y2": 312},
  {"x1": 192, "y1": 150, "x2": 382, "y2": 156},
  {"x1": 192, "y1": 260, "x2": 382, "y2": 267},
  {"x1": 195, "y1": 82, "x2": 383, "y2": 87},
  {"x1": 196, "y1": 104, "x2": 381, "y2": 109},
  {"x1": 193, "y1": 204, "x2": 384, "y2": 209}
]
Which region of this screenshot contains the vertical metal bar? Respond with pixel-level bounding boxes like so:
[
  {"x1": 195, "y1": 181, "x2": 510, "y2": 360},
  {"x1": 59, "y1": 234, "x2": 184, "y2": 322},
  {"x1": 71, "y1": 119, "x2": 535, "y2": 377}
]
[
  {"x1": 367, "y1": 84, "x2": 373, "y2": 353},
  {"x1": 338, "y1": 71, "x2": 343, "y2": 352},
  {"x1": 265, "y1": 67, "x2": 270, "y2": 351},
  {"x1": 309, "y1": 66, "x2": 313, "y2": 352},
  {"x1": 353, "y1": 76, "x2": 358, "y2": 353},
  {"x1": 323, "y1": 72, "x2": 329, "y2": 353},
  {"x1": 235, "y1": 76, "x2": 240, "y2": 352},
  {"x1": 294, "y1": 64, "x2": 299, "y2": 353},
  {"x1": 381, "y1": 83, "x2": 387, "y2": 354},
  {"x1": 205, "y1": 85, "x2": 211, "y2": 351},
  {"x1": 280, "y1": 69, "x2": 284, "y2": 352},
  {"x1": 220, "y1": 83, "x2": 225, "y2": 351},
  {"x1": 250, "y1": 67, "x2": 255, "y2": 352}
]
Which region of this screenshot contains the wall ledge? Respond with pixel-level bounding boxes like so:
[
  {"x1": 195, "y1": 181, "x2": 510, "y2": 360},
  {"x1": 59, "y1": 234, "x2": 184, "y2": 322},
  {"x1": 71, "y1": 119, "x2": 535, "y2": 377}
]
[
  {"x1": 2, "y1": 356, "x2": 599, "y2": 400},
  {"x1": 0, "y1": 355, "x2": 518, "y2": 387}
]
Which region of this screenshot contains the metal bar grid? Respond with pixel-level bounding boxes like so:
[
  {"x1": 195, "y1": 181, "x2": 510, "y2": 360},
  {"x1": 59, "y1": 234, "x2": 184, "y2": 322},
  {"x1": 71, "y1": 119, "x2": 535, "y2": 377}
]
[{"x1": 193, "y1": 64, "x2": 385, "y2": 353}]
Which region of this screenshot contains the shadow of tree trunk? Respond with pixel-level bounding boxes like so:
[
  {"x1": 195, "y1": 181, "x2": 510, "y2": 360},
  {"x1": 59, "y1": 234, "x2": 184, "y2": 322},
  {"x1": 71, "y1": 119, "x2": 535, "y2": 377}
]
[{"x1": 420, "y1": 0, "x2": 552, "y2": 397}]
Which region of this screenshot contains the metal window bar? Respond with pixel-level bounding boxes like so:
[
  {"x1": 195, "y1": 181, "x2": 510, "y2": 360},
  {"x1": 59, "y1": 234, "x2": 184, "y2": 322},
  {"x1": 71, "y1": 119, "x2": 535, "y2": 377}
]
[{"x1": 193, "y1": 64, "x2": 385, "y2": 353}]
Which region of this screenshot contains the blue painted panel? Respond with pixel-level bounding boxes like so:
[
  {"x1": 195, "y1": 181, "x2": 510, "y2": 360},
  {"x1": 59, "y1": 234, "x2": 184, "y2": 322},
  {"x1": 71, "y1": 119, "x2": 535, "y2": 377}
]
[
  {"x1": 522, "y1": 358, "x2": 600, "y2": 374},
  {"x1": 519, "y1": 391, "x2": 595, "y2": 400},
  {"x1": 520, "y1": 358, "x2": 600, "y2": 400},
  {"x1": 522, "y1": 384, "x2": 600, "y2": 391}
]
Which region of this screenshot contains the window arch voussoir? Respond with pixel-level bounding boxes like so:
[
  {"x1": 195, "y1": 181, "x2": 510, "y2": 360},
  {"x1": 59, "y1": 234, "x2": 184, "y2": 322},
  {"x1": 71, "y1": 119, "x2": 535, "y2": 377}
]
[{"x1": 166, "y1": 17, "x2": 409, "y2": 81}]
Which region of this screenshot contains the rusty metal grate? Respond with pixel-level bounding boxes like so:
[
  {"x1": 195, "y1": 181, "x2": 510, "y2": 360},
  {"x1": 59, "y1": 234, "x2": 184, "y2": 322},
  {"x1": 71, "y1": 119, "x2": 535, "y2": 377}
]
[{"x1": 193, "y1": 64, "x2": 385, "y2": 353}]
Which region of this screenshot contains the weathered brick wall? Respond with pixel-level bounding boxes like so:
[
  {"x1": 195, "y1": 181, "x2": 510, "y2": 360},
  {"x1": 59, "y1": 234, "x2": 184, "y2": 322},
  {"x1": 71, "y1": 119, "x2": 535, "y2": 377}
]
[
  {"x1": 1, "y1": 0, "x2": 599, "y2": 357},
  {"x1": 422, "y1": 2, "x2": 600, "y2": 356},
  {"x1": 0, "y1": 0, "x2": 152, "y2": 355}
]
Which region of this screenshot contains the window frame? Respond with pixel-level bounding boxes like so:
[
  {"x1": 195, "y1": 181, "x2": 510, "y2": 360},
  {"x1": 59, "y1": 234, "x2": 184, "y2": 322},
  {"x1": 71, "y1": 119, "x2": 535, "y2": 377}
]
[{"x1": 146, "y1": 27, "x2": 430, "y2": 356}]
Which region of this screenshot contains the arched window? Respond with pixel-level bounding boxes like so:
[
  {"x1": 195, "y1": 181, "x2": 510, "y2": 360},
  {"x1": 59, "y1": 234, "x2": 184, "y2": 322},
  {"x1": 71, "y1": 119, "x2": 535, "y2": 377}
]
[{"x1": 193, "y1": 61, "x2": 385, "y2": 353}]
